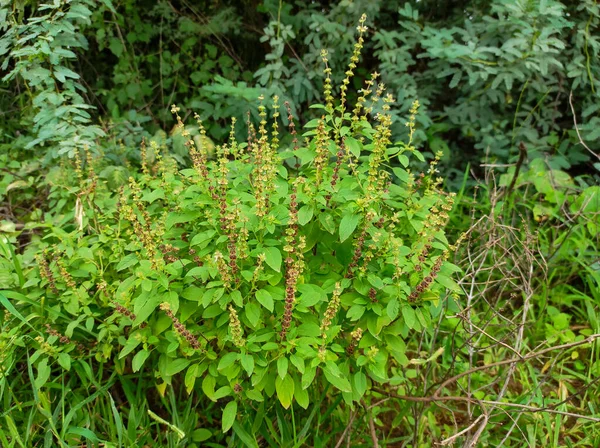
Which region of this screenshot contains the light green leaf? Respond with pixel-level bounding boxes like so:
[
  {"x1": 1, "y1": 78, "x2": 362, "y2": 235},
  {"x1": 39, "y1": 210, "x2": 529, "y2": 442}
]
[
  {"x1": 275, "y1": 374, "x2": 295, "y2": 409},
  {"x1": 402, "y1": 305, "x2": 416, "y2": 329},
  {"x1": 165, "y1": 358, "x2": 190, "y2": 376},
  {"x1": 132, "y1": 350, "x2": 151, "y2": 372},
  {"x1": 298, "y1": 205, "x2": 314, "y2": 225},
  {"x1": 339, "y1": 213, "x2": 360, "y2": 243},
  {"x1": 277, "y1": 357, "x2": 289, "y2": 379},
  {"x1": 245, "y1": 302, "x2": 261, "y2": 327},
  {"x1": 345, "y1": 137, "x2": 361, "y2": 158},
  {"x1": 255, "y1": 289, "x2": 274, "y2": 312},
  {"x1": 263, "y1": 247, "x2": 282, "y2": 272},
  {"x1": 386, "y1": 298, "x2": 399, "y2": 320}
]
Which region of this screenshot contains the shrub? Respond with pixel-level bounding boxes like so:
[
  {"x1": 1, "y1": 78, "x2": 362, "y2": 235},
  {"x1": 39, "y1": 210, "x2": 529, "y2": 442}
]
[{"x1": 3, "y1": 16, "x2": 460, "y2": 439}]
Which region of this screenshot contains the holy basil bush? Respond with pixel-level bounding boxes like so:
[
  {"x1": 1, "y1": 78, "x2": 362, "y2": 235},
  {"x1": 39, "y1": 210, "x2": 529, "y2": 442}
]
[{"x1": 25, "y1": 17, "x2": 461, "y2": 432}]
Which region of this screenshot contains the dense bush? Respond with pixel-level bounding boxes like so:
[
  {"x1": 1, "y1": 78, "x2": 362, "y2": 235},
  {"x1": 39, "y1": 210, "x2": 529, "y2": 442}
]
[{"x1": 2, "y1": 0, "x2": 599, "y2": 177}]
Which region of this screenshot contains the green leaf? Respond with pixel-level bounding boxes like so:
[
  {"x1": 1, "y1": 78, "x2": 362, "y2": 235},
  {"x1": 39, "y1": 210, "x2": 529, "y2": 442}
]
[
  {"x1": 232, "y1": 421, "x2": 259, "y2": 448},
  {"x1": 386, "y1": 298, "x2": 399, "y2": 320},
  {"x1": 57, "y1": 353, "x2": 71, "y2": 371},
  {"x1": 192, "y1": 428, "x2": 212, "y2": 442},
  {"x1": 185, "y1": 364, "x2": 199, "y2": 394},
  {"x1": 116, "y1": 253, "x2": 138, "y2": 271},
  {"x1": 294, "y1": 378, "x2": 309, "y2": 409},
  {"x1": 290, "y1": 353, "x2": 305, "y2": 374},
  {"x1": 133, "y1": 292, "x2": 161, "y2": 326},
  {"x1": 298, "y1": 205, "x2": 314, "y2": 225},
  {"x1": 245, "y1": 302, "x2": 261, "y2": 327},
  {"x1": 297, "y1": 284, "x2": 327, "y2": 307},
  {"x1": 222, "y1": 401, "x2": 237, "y2": 433},
  {"x1": 277, "y1": 357, "x2": 289, "y2": 379},
  {"x1": 191, "y1": 230, "x2": 217, "y2": 247},
  {"x1": 141, "y1": 188, "x2": 165, "y2": 204},
  {"x1": 263, "y1": 247, "x2": 282, "y2": 272},
  {"x1": 166, "y1": 358, "x2": 191, "y2": 376},
  {"x1": 323, "y1": 367, "x2": 352, "y2": 392},
  {"x1": 255, "y1": 289, "x2": 274, "y2": 312},
  {"x1": 301, "y1": 366, "x2": 317, "y2": 390},
  {"x1": 203, "y1": 375, "x2": 216, "y2": 401},
  {"x1": 275, "y1": 374, "x2": 295, "y2": 409},
  {"x1": 367, "y1": 274, "x2": 384, "y2": 289},
  {"x1": 132, "y1": 350, "x2": 150, "y2": 372},
  {"x1": 35, "y1": 358, "x2": 51, "y2": 389},
  {"x1": 345, "y1": 137, "x2": 361, "y2": 158},
  {"x1": 354, "y1": 371, "x2": 367, "y2": 398},
  {"x1": 218, "y1": 352, "x2": 238, "y2": 371},
  {"x1": 435, "y1": 274, "x2": 460, "y2": 291},
  {"x1": 240, "y1": 353, "x2": 254, "y2": 376},
  {"x1": 346, "y1": 305, "x2": 365, "y2": 321},
  {"x1": 339, "y1": 213, "x2": 360, "y2": 242},
  {"x1": 402, "y1": 305, "x2": 416, "y2": 329}
]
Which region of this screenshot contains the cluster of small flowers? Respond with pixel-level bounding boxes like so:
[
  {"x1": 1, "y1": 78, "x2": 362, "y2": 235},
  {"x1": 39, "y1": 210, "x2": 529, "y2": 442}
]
[
  {"x1": 227, "y1": 117, "x2": 240, "y2": 157},
  {"x1": 408, "y1": 254, "x2": 446, "y2": 303},
  {"x1": 56, "y1": 258, "x2": 76, "y2": 289},
  {"x1": 73, "y1": 146, "x2": 97, "y2": 196},
  {"x1": 280, "y1": 180, "x2": 306, "y2": 340},
  {"x1": 313, "y1": 118, "x2": 330, "y2": 188},
  {"x1": 140, "y1": 138, "x2": 149, "y2": 175},
  {"x1": 359, "y1": 229, "x2": 383, "y2": 274},
  {"x1": 340, "y1": 13, "x2": 368, "y2": 111},
  {"x1": 405, "y1": 99, "x2": 420, "y2": 148},
  {"x1": 171, "y1": 105, "x2": 208, "y2": 179},
  {"x1": 346, "y1": 212, "x2": 375, "y2": 278},
  {"x1": 320, "y1": 282, "x2": 343, "y2": 341},
  {"x1": 188, "y1": 248, "x2": 204, "y2": 267},
  {"x1": 36, "y1": 252, "x2": 58, "y2": 294},
  {"x1": 246, "y1": 111, "x2": 257, "y2": 162},
  {"x1": 119, "y1": 179, "x2": 163, "y2": 270},
  {"x1": 112, "y1": 301, "x2": 146, "y2": 328},
  {"x1": 45, "y1": 323, "x2": 71, "y2": 344},
  {"x1": 346, "y1": 327, "x2": 363, "y2": 355},
  {"x1": 214, "y1": 251, "x2": 233, "y2": 289},
  {"x1": 252, "y1": 96, "x2": 279, "y2": 217},
  {"x1": 320, "y1": 50, "x2": 334, "y2": 111},
  {"x1": 365, "y1": 93, "x2": 394, "y2": 203},
  {"x1": 228, "y1": 305, "x2": 245, "y2": 347},
  {"x1": 160, "y1": 244, "x2": 179, "y2": 264},
  {"x1": 352, "y1": 72, "x2": 379, "y2": 127},
  {"x1": 160, "y1": 303, "x2": 201, "y2": 350},
  {"x1": 252, "y1": 253, "x2": 266, "y2": 284},
  {"x1": 45, "y1": 324, "x2": 87, "y2": 352},
  {"x1": 325, "y1": 139, "x2": 345, "y2": 205},
  {"x1": 425, "y1": 150, "x2": 445, "y2": 193}
]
